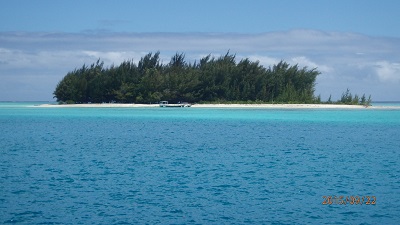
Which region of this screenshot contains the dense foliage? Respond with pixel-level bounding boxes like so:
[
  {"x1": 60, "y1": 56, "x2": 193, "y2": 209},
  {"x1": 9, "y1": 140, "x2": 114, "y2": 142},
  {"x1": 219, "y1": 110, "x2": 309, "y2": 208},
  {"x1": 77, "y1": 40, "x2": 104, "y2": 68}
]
[
  {"x1": 54, "y1": 52, "x2": 321, "y2": 104},
  {"x1": 331, "y1": 89, "x2": 372, "y2": 106}
]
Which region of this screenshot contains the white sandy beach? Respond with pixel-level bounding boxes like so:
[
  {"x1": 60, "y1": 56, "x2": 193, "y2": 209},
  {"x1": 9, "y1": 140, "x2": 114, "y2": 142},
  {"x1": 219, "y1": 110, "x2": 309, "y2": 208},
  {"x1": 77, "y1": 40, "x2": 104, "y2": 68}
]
[
  {"x1": 37, "y1": 103, "x2": 158, "y2": 108},
  {"x1": 191, "y1": 104, "x2": 366, "y2": 109},
  {"x1": 34, "y1": 103, "x2": 396, "y2": 109}
]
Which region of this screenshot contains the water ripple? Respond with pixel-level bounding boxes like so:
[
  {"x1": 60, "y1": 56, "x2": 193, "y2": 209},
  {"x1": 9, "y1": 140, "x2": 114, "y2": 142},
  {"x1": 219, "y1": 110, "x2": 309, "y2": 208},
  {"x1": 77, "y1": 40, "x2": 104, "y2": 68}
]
[{"x1": 1, "y1": 108, "x2": 399, "y2": 224}]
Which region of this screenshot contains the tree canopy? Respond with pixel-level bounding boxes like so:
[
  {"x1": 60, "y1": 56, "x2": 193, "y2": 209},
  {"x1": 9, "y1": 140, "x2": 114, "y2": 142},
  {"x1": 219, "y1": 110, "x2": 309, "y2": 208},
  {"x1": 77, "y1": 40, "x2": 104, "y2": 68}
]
[{"x1": 54, "y1": 52, "x2": 321, "y2": 104}]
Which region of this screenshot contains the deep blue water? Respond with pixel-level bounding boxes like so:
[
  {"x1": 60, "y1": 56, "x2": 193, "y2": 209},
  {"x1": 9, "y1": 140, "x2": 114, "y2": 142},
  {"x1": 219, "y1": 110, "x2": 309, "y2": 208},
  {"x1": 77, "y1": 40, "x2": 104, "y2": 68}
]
[{"x1": 1, "y1": 103, "x2": 400, "y2": 224}]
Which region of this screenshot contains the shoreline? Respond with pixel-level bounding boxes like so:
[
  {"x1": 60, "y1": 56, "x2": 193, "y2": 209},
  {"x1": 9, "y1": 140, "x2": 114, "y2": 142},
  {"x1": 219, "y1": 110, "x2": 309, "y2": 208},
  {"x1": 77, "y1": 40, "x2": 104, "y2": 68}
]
[{"x1": 34, "y1": 103, "x2": 399, "y2": 109}]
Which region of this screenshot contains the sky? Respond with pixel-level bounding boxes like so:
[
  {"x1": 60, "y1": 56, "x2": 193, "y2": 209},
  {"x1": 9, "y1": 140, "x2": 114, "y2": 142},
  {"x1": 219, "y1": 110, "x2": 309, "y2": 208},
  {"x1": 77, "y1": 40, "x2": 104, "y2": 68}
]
[{"x1": 1, "y1": 0, "x2": 400, "y2": 101}]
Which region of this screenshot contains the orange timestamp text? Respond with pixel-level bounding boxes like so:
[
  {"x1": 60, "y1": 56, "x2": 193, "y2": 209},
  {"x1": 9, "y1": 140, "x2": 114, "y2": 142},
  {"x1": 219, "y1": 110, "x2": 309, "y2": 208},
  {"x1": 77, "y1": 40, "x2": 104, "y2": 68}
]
[{"x1": 322, "y1": 196, "x2": 376, "y2": 205}]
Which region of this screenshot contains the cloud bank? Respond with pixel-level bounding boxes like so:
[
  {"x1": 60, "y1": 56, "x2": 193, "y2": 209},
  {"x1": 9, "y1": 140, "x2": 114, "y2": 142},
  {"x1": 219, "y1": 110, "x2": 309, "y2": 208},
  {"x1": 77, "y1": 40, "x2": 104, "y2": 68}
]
[{"x1": 1, "y1": 30, "x2": 399, "y2": 101}]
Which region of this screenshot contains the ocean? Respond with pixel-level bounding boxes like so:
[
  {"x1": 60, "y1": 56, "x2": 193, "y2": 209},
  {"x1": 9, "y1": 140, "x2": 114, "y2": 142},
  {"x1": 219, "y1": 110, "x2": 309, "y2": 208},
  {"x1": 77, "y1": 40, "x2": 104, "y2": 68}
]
[{"x1": 1, "y1": 102, "x2": 399, "y2": 224}]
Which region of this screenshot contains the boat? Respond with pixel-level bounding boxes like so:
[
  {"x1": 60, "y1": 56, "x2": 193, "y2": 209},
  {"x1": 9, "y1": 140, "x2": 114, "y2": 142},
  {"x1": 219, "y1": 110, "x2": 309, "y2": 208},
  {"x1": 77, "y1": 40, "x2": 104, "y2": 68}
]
[{"x1": 159, "y1": 101, "x2": 191, "y2": 107}]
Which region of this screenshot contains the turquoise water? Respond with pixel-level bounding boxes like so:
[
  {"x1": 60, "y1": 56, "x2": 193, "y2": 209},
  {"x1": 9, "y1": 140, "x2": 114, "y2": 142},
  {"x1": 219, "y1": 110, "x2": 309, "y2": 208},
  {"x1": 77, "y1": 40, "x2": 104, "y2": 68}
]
[
  {"x1": 372, "y1": 101, "x2": 400, "y2": 107},
  {"x1": 1, "y1": 103, "x2": 400, "y2": 224}
]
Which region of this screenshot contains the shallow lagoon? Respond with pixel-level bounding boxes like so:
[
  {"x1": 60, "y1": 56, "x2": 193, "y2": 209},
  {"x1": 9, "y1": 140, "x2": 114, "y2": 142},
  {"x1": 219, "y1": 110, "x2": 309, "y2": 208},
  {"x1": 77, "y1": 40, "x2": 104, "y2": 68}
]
[{"x1": 1, "y1": 103, "x2": 399, "y2": 224}]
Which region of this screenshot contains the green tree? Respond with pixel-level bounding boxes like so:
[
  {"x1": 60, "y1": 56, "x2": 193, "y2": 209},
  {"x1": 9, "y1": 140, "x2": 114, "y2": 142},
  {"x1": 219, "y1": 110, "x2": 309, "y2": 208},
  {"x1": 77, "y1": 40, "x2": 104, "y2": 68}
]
[
  {"x1": 360, "y1": 94, "x2": 366, "y2": 105},
  {"x1": 366, "y1": 95, "x2": 372, "y2": 106},
  {"x1": 53, "y1": 51, "x2": 323, "y2": 104},
  {"x1": 327, "y1": 94, "x2": 332, "y2": 104}
]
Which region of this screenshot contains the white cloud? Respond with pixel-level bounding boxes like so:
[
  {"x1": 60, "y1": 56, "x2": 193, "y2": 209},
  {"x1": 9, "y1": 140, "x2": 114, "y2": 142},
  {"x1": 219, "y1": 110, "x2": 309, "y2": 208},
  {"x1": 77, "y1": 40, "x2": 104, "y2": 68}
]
[
  {"x1": 0, "y1": 30, "x2": 399, "y2": 101},
  {"x1": 290, "y1": 56, "x2": 333, "y2": 73},
  {"x1": 375, "y1": 61, "x2": 400, "y2": 83},
  {"x1": 81, "y1": 50, "x2": 144, "y2": 65},
  {"x1": 247, "y1": 55, "x2": 280, "y2": 67}
]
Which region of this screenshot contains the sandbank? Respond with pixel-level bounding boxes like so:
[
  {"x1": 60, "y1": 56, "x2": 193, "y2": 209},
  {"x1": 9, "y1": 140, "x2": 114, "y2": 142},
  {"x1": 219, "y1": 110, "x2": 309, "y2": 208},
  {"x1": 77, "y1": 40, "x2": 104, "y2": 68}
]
[
  {"x1": 192, "y1": 104, "x2": 366, "y2": 109},
  {"x1": 36, "y1": 103, "x2": 158, "y2": 108},
  {"x1": 34, "y1": 103, "x2": 398, "y2": 109}
]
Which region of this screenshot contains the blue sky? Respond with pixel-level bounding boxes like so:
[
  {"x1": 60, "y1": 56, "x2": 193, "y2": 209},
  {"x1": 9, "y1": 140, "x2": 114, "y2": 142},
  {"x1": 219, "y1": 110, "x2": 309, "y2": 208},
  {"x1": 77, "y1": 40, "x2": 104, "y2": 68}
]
[
  {"x1": 1, "y1": 0, "x2": 400, "y2": 101},
  {"x1": 2, "y1": 0, "x2": 400, "y2": 36}
]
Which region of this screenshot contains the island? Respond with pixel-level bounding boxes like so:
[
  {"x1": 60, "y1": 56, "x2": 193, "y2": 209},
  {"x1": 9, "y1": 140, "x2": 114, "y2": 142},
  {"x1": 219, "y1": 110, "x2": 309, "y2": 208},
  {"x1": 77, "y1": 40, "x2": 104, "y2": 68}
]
[{"x1": 53, "y1": 52, "x2": 371, "y2": 106}]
